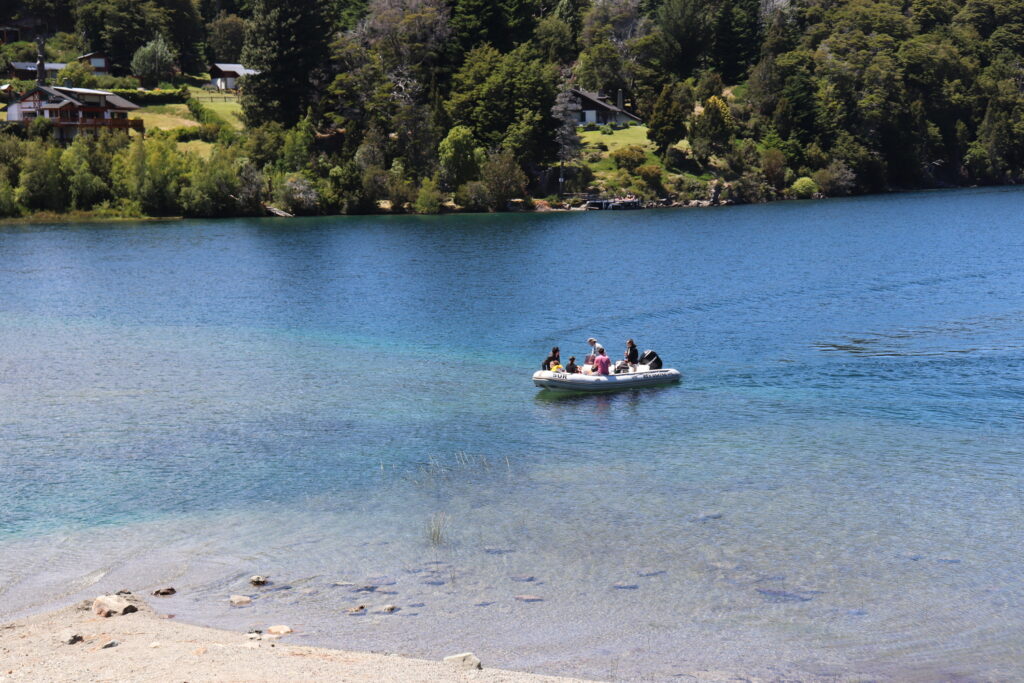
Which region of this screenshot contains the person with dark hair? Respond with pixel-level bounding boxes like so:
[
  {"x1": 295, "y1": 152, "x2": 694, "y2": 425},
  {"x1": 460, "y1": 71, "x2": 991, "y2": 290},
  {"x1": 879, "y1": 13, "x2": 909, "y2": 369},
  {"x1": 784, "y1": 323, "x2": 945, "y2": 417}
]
[
  {"x1": 565, "y1": 356, "x2": 580, "y2": 374},
  {"x1": 625, "y1": 339, "x2": 639, "y2": 369},
  {"x1": 542, "y1": 346, "x2": 560, "y2": 370}
]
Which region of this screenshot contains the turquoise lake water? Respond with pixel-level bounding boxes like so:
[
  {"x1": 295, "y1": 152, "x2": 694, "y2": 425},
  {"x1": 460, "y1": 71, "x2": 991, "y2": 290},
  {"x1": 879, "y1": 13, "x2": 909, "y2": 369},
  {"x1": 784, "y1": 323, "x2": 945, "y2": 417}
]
[{"x1": 1, "y1": 188, "x2": 1022, "y2": 680}]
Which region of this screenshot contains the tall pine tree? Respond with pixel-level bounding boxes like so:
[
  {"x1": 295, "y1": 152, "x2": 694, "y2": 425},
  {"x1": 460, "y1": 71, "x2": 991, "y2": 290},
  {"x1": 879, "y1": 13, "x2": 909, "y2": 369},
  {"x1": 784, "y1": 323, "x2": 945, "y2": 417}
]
[{"x1": 240, "y1": 0, "x2": 329, "y2": 127}]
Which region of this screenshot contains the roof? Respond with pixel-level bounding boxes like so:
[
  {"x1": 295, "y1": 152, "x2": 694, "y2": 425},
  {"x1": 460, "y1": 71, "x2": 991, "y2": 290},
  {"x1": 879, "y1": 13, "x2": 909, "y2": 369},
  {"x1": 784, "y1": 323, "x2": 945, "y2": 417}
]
[
  {"x1": 14, "y1": 85, "x2": 139, "y2": 111},
  {"x1": 571, "y1": 88, "x2": 642, "y2": 122},
  {"x1": 210, "y1": 63, "x2": 259, "y2": 76},
  {"x1": 10, "y1": 61, "x2": 68, "y2": 72},
  {"x1": 76, "y1": 52, "x2": 105, "y2": 60}
]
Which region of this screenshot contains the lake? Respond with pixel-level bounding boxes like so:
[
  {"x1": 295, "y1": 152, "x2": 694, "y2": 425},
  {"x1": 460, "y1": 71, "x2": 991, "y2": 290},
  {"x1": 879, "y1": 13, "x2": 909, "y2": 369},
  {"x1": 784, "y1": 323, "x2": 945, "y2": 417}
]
[{"x1": 1, "y1": 188, "x2": 1022, "y2": 680}]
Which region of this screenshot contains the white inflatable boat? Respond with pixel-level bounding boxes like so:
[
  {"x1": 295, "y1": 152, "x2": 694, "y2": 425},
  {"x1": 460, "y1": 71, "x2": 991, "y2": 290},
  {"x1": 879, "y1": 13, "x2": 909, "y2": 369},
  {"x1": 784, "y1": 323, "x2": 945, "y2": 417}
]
[{"x1": 533, "y1": 365, "x2": 681, "y2": 393}]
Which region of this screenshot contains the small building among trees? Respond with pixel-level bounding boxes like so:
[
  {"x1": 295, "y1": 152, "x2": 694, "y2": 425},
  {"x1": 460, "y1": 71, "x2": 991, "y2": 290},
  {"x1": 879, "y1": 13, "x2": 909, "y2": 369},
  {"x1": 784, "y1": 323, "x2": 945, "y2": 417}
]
[
  {"x1": 76, "y1": 52, "x2": 110, "y2": 74},
  {"x1": 571, "y1": 88, "x2": 641, "y2": 125},
  {"x1": 9, "y1": 60, "x2": 66, "y2": 80},
  {"x1": 209, "y1": 63, "x2": 258, "y2": 90},
  {"x1": 5, "y1": 85, "x2": 143, "y2": 142}
]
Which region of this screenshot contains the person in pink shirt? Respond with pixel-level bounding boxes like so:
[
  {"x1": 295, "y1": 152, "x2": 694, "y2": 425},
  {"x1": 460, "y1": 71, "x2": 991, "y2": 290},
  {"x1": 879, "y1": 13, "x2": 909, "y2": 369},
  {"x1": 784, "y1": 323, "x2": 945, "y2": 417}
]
[{"x1": 592, "y1": 346, "x2": 611, "y2": 375}]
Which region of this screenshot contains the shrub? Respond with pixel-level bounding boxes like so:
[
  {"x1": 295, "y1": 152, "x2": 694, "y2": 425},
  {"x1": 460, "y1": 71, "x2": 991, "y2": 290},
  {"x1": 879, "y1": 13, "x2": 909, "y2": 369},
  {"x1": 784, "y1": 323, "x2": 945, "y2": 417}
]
[
  {"x1": 455, "y1": 181, "x2": 491, "y2": 212},
  {"x1": 789, "y1": 176, "x2": 819, "y2": 199},
  {"x1": 812, "y1": 160, "x2": 856, "y2": 197},
  {"x1": 611, "y1": 145, "x2": 646, "y2": 171},
  {"x1": 599, "y1": 124, "x2": 614, "y2": 135},
  {"x1": 635, "y1": 163, "x2": 663, "y2": 192},
  {"x1": 413, "y1": 175, "x2": 443, "y2": 214},
  {"x1": 131, "y1": 36, "x2": 176, "y2": 89}
]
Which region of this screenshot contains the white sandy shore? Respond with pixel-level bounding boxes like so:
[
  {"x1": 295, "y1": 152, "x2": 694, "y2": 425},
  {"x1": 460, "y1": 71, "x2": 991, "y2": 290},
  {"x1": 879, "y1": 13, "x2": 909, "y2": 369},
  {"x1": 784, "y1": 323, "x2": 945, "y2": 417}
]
[{"x1": 0, "y1": 594, "x2": 594, "y2": 683}]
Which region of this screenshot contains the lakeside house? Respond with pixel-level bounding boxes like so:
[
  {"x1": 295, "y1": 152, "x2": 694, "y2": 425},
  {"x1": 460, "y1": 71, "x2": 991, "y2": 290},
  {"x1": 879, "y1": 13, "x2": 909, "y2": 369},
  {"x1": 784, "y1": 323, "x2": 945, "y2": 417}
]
[
  {"x1": 208, "y1": 63, "x2": 258, "y2": 90},
  {"x1": 571, "y1": 88, "x2": 642, "y2": 125},
  {"x1": 9, "y1": 60, "x2": 66, "y2": 80},
  {"x1": 76, "y1": 52, "x2": 110, "y2": 74},
  {"x1": 4, "y1": 84, "x2": 143, "y2": 141}
]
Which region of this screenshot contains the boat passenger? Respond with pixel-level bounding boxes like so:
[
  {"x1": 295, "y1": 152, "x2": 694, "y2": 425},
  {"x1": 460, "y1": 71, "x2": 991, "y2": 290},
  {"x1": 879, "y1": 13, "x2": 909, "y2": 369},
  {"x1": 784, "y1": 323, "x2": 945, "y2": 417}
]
[
  {"x1": 625, "y1": 339, "x2": 639, "y2": 369},
  {"x1": 593, "y1": 347, "x2": 611, "y2": 375},
  {"x1": 542, "y1": 346, "x2": 560, "y2": 371},
  {"x1": 585, "y1": 337, "x2": 601, "y2": 365},
  {"x1": 565, "y1": 356, "x2": 580, "y2": 374},
  {"x1": 550, "y1": 361, "x2": 564, "y2": 372}
]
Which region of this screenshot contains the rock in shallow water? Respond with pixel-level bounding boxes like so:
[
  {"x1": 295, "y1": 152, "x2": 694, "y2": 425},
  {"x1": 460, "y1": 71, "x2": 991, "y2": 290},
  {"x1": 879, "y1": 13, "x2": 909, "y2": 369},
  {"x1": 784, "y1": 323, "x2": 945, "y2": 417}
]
[
  {"x1": 443, "y1": 652, "x2": 482, "y2": 669},
  {"x1": 266, "y1": 625, "x2": 293, "y2": 635},
  {"x1": 250, "y1": 575, "x2": 269, "y2": 586},
  {"x1": 151, "y1": 587, "x2": 176, "y2": 596},
  {"x1": 514, "y1": 594, "x2": 543, "y2": 603},
  {"x1": 229, "y1": 595, "x2": 252, "y2": 606},
  {"x1": 92, "y1": 595, "x2": 138, "y2": 618}
]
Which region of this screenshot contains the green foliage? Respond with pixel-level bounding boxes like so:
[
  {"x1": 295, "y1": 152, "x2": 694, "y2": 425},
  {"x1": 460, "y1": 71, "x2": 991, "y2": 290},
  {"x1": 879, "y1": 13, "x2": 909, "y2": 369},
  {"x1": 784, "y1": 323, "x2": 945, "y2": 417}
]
[
  {"x1": 478, "y1": 149, "x2": 528, "y2": 211},
  {"x1": 789, "y1": 176, "x2": 819, "y2": 199},
  {"x1": 112, "y1": 136, "x2": 186, "y2": 215},
  {"x1": 647, "y1": 82, "x2": 693, "y2": 154},
  {"x1": 132, "y1": 35, "x2": 177, "y2": 89},
  {"x1": 690, "y1": 96, "x2": 735, "y2": 161},
  {"x1": 61, "y1": 138, "x2": 109, "y2": 210},
  {"x1": 445, "y1": 44, "x2": 560, "y2": 166},
  {"x1": 56, "y1": 62, "x2": 99, "y2": 89},
  {"x1": 413, "y1": 175, "x2": 443, "y2": 214},
  {"x1": 610, "y1": 145, "x2": 647, "y2": 171},
  {"x1": 812, "y1": 160, "x2": 856, "y2": 196},
  {"x1": 437, "y1": 125, "x2": 479, "y2": 190},
  {"x1": 207, "y1": 12, "x2": 246, "y2": 62},
  {"x1": 16, "y1": 143, "x2": 67, "y2": 212},
  {"x1": 179, "y1": 147, "x2": 242, "y2": 216},
  {"x1": 241, "y1": 0, "x2": 330, "y2": 127},
  {"x1": 0, "y1": 166, "x2": 20, "y2": 218}
]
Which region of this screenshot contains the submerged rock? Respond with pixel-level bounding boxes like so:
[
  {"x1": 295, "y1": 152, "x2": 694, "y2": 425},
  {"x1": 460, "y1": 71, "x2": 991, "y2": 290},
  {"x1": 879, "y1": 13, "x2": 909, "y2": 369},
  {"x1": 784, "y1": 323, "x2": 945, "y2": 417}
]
[
  {"x1": 514, "y1": 594, "x2": 544, "y2": 603},
  {"x1": 229, "y1": 595, "x2": 252, "y2": 607},
  {"x1": 346, "y1": 605, "x2": 366, "y2": 615},
  {"x1": 380, "y1": 604, "x2": 398, "y2": 613},
  {"x1": 510, "y1": 575, "x2": 535, "y2": 583},
  {"x1": 613, "y1": 582, "x2": 639, "y2": 590},
  {"x1": 443, "y1": 652, "x2": 482, "y2": 669},
  {"x1": 250, "y1": 575, "x2": 269, "y2": 586},
  {"x1": 92, "y1": 595, "x2": 138, "y2": 618},
  {"x1": 151, "y1": 587, "x2": 176, "y2": 596},
  {"x1": 637, "y1": 569, "x2": 666, "y2": 577},
  {"x1": 267, "y1": 625, "x2": 293, "y2": 635}
]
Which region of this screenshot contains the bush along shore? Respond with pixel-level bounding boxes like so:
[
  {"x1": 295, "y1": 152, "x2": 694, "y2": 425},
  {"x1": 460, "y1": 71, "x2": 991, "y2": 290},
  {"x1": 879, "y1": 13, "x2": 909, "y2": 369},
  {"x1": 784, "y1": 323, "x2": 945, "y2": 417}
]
[{"x1": 2, "y1": 0, "x2": 1024, "y2": 221}]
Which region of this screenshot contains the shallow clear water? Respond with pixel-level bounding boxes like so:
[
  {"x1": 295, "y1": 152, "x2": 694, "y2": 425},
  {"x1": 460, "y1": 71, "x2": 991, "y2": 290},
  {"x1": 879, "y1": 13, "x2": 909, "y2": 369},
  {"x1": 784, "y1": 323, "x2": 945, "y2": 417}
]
[{"x1": 1, "y1": 188, "x2": 1022, "y2": 680}]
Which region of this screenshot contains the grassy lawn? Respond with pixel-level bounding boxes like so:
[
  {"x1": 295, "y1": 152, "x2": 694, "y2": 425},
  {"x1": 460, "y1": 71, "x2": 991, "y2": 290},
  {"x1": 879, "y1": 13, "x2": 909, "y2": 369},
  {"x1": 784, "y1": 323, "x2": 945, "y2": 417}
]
[
  {"x1": 131, "y1": 104, "x2": 198, "y2": 130},
  {"x1": 178, "y1": 139, "x2": 214, "y2": 158},
  {"x1": 188, "y1": 87, "x2": 243, "y2": 130},
  {"x1": 579, "y1": 124, "x2": 654, "y2": 152}
]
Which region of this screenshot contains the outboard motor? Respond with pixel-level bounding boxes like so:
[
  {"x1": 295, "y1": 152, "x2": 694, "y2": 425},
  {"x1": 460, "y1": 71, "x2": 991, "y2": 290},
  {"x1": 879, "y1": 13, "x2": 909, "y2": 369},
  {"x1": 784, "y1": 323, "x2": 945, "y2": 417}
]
[{"x1": 640, "y1": 350, "x2": 662, "y2": 369}]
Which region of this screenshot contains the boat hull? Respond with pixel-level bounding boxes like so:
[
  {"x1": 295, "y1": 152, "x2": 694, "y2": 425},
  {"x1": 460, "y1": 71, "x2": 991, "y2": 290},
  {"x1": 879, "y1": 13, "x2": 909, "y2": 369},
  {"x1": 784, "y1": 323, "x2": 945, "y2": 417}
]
[{"x1": 532, "y1": 368, "x2": 681, "y2": 393}]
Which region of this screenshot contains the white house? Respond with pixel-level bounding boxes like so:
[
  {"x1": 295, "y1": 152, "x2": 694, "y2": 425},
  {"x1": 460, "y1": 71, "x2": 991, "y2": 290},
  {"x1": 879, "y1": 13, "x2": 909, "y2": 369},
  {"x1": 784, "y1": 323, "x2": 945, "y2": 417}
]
[{"x1": 208, "y1": 63, "x2": 259, "y2": 90}]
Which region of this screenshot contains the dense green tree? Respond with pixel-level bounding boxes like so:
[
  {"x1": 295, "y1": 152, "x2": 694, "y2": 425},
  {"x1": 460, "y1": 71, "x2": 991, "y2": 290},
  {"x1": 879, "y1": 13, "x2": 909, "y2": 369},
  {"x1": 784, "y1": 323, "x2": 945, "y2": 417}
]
[
  {"x1": 690, "y1": 95, "x2": 735, "y2": 160},
  {"x1": 112, "y1": 136, "x2": 186, "y2": 215},
  {"x1": 444, "y1": 44, "x2": 560, "y2": 166},
  {"x1": 207, "y1": 12, "x2": 246, "y2": 62},
  {"x1": 61, "y1": 137, "x2": 109, "y2": 210},
  {"x1": 131, "y1": 35, "x2": 176, "y2": 88},
  {"x1": 16, "y1": 143, "x2": 66, "y2": 212},
  {"x1": 647, "y1": 82, "x2": 692, "y2": 154},
  {"x1": 437, "y1": 125, "x2": 479, "y2": 190},
  {"x1": 241, "y1": 0, "x2": 330, "y2": 127},
  {"x1": 478, "y1": 148, "x2": 527, "y2": 211},
  {"x1": 76, "y1": 0, "x2": 169, "y2": 74}
]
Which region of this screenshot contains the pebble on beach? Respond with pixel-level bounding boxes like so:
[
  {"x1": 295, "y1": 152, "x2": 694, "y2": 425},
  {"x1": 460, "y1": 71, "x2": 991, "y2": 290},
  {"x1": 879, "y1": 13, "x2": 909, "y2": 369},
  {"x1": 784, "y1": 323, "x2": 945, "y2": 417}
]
[
  {"x1": 346, "y1": 605, "x2": 367, "y2": 615},
  {"x1": 151, "y1": 587, "x2": 176, "y2": 596},
  {"x1": 100, "y1": 640, "x2": 119, "y2": 649},
  {"x1": 380, "y1": 604, "x2": 398, "y2": 613},
  {"x1": 266, "y1": 625, "x2": 293, "y2": 635},
  {"x1": 250, "y1": 575, "x2": 269, "y2": 586},
  {"x1": 229, "y1": 595, "x2": 252, "y2": 607},
  {"x1": 443, "y1": 652, "x2": 482, "y2": 670},
  {"x1": 58, "y1": 631, "x2": 83, "y2": 645}
]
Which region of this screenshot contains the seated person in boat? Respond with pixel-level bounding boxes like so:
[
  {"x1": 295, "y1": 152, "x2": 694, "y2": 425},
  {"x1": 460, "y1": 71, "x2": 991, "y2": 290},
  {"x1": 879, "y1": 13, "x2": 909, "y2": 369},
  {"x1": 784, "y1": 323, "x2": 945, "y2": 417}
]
[
  {"x1": 592, "y1": 347, "x2": 611, "y2": 375},
  {"x1": 565, "y1": 356, "x2": 580, "y2": 374},
  {"x1": 542, "y1": 346, "x2": 561, "y2": 370},
  {"x1": 625, "y1": 339, "x2": 639, "y2": 369}
]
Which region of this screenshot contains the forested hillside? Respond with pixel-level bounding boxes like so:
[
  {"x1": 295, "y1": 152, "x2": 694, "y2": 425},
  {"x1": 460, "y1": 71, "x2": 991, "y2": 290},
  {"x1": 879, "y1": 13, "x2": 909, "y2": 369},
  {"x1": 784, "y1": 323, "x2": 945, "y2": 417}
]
[{"x1": 2, "y1": 0, "x2": 1023, "y2": 218}]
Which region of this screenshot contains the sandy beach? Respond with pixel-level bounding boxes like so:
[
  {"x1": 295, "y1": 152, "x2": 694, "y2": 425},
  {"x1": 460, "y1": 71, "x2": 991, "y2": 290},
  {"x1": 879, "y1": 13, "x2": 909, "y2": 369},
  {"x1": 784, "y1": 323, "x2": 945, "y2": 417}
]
[{"x1": 0, "y1": 593, "x2": 592, "y2": 683}]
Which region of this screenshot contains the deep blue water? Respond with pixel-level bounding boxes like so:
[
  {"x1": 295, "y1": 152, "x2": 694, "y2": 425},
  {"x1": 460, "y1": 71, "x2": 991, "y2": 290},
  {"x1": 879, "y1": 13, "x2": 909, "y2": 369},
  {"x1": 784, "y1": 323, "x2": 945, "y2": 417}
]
[{"x1": 1, "y1": 188, "x2": 1022, "y2": 680}]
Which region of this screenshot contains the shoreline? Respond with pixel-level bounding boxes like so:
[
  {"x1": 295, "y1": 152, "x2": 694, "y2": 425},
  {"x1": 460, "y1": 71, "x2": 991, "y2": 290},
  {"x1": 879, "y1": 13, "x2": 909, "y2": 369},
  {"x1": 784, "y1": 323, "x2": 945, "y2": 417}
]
[
  {"x1": 0, "y1": 593, "x2": 595, "y2": 682},
  {"x1": 0, "y1": 185, "x2": 1001, "y2": 226}
]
